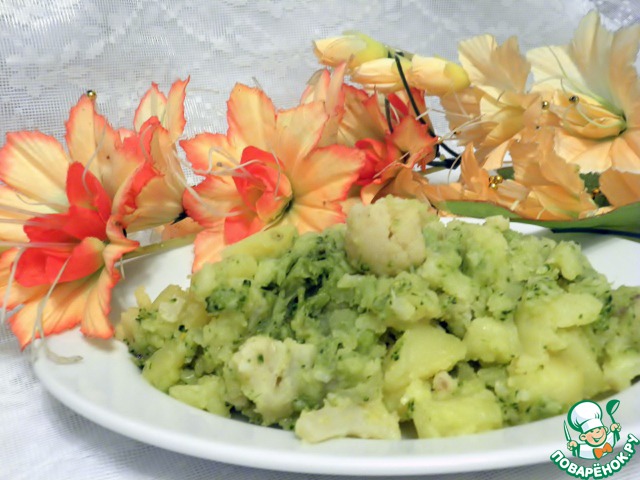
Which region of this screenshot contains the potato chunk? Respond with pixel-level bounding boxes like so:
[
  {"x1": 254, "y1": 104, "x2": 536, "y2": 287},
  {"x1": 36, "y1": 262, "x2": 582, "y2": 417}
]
[{"x1": 413, "y1": 388, "x2": 502, "y2": 438}]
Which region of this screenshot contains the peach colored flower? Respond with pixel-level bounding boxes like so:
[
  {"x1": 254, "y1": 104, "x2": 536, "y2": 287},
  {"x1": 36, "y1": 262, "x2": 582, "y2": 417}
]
[
  {"x1": 440, "y1": 34, "x2": 541, "y2": 169},
  {"x1": 421, "y1": 145, "x2": 528, "y2": 211},
  {"x1": 508, "y1": 131, "x2": 597, "y2": 219},
  {"x1": 180, "y1": 84, "x2": 364, "y2": 270},
  {"x1": 0, "y1": 96, "x2": 141, "y2": 347},
  {"x1": 423, "y1": 131, "x2": 598, "y2": 221},
  {"x1": 528, "y1": 11, "x2": 640, "y2": 173}
]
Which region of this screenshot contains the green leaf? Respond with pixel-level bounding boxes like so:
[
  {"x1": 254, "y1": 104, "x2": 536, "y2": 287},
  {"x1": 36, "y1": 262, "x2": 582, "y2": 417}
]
[
  {"x1": 580, "y1": 172, "x2": 600, "y2": 191},
  {"x1": 496, "y1": 166, "x2": 515, "y2": 181},
  {"x1": 438, "y1": 201, "x2": 640, "y2": 240},
  {"x1": 579, "y1": 173, "x2": 609, "y2": 207}
]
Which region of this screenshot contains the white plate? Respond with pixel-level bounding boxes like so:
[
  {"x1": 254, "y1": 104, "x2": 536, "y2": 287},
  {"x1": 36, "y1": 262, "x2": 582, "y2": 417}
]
[{"x1": 33, "y1": 225, "x2": 640, "y2": 476}]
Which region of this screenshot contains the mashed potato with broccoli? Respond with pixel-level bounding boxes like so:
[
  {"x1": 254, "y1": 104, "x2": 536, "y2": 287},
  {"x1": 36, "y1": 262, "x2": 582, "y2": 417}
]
[{"x1": 116, "y1": 197, "x2": 640, "y2": 442}]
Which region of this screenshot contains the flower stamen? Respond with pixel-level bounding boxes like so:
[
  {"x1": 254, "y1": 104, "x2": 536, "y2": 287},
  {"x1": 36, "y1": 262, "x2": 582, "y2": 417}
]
[
  {"x1": 0, "y1": 248, "x2": 25, "y2": 325},
  {"x1": 29, "y1": 256, "x2": 82, "y2": 364}
]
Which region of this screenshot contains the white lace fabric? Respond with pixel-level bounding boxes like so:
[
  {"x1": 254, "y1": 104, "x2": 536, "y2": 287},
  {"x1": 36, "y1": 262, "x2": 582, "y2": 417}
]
[{"x1": 1, "y1": 1, "x2": 639, "y2": 479}]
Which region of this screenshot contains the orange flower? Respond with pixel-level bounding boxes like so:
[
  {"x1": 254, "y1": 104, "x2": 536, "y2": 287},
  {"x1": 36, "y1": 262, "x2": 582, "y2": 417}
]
[
  {"x1": 0, "y1": 95, "x2": 141, "y2": 347},
  {"x1": 301, "y1": 66, "x2": 436, "y2": 202},
  {"x1": 528, "y1": 12, "x2": 640, "y2": 173},
  {"x1": 180, "y1": 84, "x2": 364, "y2": 270}
]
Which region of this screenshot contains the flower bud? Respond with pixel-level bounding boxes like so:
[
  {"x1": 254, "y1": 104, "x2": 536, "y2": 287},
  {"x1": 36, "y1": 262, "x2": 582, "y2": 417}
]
[
  {"x1": 313, "y1": 32, "x2": 388, "y2": 69},
  {"x1": 409, "y1": 55, "x2": 470, "y2": 96},
  {"x1": 350, "y1": 57, "x2": 412, "y2": 93}
]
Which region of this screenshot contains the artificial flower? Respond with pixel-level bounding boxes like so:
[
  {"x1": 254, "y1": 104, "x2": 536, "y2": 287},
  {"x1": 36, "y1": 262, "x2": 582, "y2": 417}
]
[
  {"x1": 301, "y1": 65, "x2": 437, "y2": 201},
  {"x1": 356, "y1": 93, "x2": 437, "y2": 202},
  {"x1": 421, "y1": 144, "x2": 528, "y2": 211},
  {"x1": 180, "y1": 83, "x2": 364, "y2": 270},
  {"x1": 313, "y1": 31, "x2": 389, "y2": 69},
  {"x1": 528, "y1": 11, "x2": 640, "y2": 173},
  {"x1": 0, "y1": 95, "x2": 141, "y2": 347},
  {"x1": 423, "y1": 131, "x2": 598, "y2": 221},
  {"x1": 508, "y1": 131, "x2": 596, "y2": 219},
  {"x1": 440, "y1": 34, "x2": 540, "y2": 169}
]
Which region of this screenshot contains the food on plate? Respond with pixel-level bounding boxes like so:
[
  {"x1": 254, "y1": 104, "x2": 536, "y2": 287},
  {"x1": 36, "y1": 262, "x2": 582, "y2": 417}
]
[{"x1": 116, "y1": 197, "x2": 640, "y2": 442}]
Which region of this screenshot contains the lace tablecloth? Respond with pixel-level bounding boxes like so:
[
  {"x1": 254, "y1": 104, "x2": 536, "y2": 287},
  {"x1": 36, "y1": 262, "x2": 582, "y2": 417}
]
[{"x1": 1, "y1": 1, "x2": 639, "y2": 479}]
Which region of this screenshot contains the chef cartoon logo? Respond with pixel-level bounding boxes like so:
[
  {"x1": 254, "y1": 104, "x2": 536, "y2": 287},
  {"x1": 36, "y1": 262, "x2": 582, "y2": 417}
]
[
  {"x1": 565, "y1": 399, "x2": 621, "y2": 460},
  {"x1": 550, "y1": 398, "x2": 640, "y2": 479}
]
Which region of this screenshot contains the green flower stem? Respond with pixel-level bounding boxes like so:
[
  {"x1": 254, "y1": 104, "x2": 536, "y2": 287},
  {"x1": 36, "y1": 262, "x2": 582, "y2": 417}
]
[{"x1": 122, "y1": 234, "x2": 196, "y2": 261}]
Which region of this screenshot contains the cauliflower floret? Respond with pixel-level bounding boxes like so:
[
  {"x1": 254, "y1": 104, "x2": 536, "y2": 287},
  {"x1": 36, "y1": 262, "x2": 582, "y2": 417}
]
[
  {"x1": 344, "y1": 196, "x2": 434, "y2": 276},
  {"x1": 295, "y1": 396, "x2": 400, "y2": 442},
  {"x1": 229, "y1": 335, "x2": 316, "y2": 425}
]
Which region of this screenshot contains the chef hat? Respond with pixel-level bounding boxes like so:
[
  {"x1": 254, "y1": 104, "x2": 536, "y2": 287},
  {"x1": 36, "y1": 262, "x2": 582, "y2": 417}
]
[{"x1": 568, "y1": 400, "x2": 604, "y2": 434}]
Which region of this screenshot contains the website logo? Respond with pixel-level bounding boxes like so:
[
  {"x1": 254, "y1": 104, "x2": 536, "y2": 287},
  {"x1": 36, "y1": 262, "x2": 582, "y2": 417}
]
[{"x1": 550, "y1": 399, "x2": 639, "y2": 479}]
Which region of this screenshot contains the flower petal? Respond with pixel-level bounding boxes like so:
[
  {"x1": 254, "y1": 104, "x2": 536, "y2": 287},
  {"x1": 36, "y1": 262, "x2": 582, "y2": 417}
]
[
  {"x1": 0, "y1": 186, "x2": 56, "y2": 242},
  {"x1": 290, "y1": 144, "x2": 363, "y2": 201},
  {"x1": 184, "y1": 176, "x2": 242, "y2": 228},
  {"x1": 15, "y1": 237, "x2": 104, "y2": 287},
  {"x1": 134, "y1": 83, "x2": 167, "y2": 133},
  {"x1": 0, "y1": 131, "x2": 69, "y2": 206},
  {"x1": 104, "y1": 216, "x2": 139, "y2": 277},
  {"x1": 275, "y1": 101, "x2": 327, "y2": 171},
  {"x1": 66, "y1": 162, "x2": 112, "y2": 223},
  {"x1": 284, "y1": 203, "x2": 344, "y2": 234},
  {"x1": 180, "y1": 132, "x2": 239, "y2": 173},
  {"x1": 227, "y1": 84, "x2": 277, "y2": 154},
  {"x1": 458, "y1": 34, "x2": 530, "y2": 96},
  {"x1": 124, "y1": 125, "x2": 186, "y2": 231},
  {"x1": 66, "y1": 95, "x2": 141, "y2": 201},
  {"x1": 313, "y1": 32, "x2": 388, "y2": 69},
  {"x1": 135, "y1": 78, "x2": 190, "y2": 142},
  {"x1": 554, "y1": 129, "x2": 614, "y2": 173},
  {"x1": 164, "y1": 77, "x2": 190, "y2": 141},
  {"x1": 80, "y1": 266, "x2": 115, "y2": 339},
  {"x1": 8, "y1": 277, "x2": 88, "y2": 348},
  {"x1": 160, "y1": 216, "x2": 202, "y2": 241},
  {"x1": 599, "y1": 169, "x2": 640, "y2": 207},
  {"x1": 338, "y1": 86, "x2": 387, "y2": 146},
  {"x1": 192, "y1": 225, "x2": 226, "y2": 272},
  {"x1": 350, "y1": 57, "x2": 411, "y2": 93},
  {"x1": 236, "y1": 146, "x2": 292, "y2": 223},
  {"x1": 224, "y1": 207, "x2": 264, "y2": 244},
  {"x1": 0, "y1": 248, "x2": 48, "y2": 312},
  {"x1": 610, "y1": 133, "x2": 640, "y2": 173},
  {"x1": 388, "y1": 116, "x2": 436, "y2": 168},
  {"x1": 409, "y1": 55, "x2": 470, "y2": 96}
]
